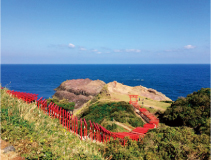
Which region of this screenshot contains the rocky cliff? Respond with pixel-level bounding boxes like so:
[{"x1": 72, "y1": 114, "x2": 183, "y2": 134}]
[
  {"x1": 54, "y1": 78, "x2": 106, "y2": 109},
  {"x1": 53, "y1": 79, "x2": 172, "y2": 109},
  {"x1": 107, "y1": 81, "x2": 172, "y2": 101}
]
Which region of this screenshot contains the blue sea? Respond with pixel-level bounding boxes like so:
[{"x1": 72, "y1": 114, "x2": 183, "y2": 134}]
[{"x1": 1, "y1": 64, "x2": 210, "y2": 101}]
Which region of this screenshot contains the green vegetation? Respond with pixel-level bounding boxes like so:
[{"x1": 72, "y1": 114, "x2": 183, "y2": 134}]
[
  {"x1": 161, "y1": 88, "x2": 210, "y2": 135},
  {"x1": 79, "y1": 101, "x2": 144, "y2": 132},
  {"x1": 1, "y1": 88, "x2": 103, "y2": 159},
  {"x1": 47, "y1": 98, "x2": 75, "y2": 112},
  {"x1": 110, "y1": 92, "x2": 172, "y2": 111},
  {"x1": 102, "y1": 126, "x2": 210, "y2": 160},
  {"x1": 2, "y1": 87, "x2": 210, "y2": 160}
]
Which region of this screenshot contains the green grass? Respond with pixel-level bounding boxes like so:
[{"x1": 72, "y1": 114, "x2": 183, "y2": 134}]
[
  {"x1": 138, "y1": 97, "x2": 172, "y2": 110},
  {"x1": 1, "y1": 88, "x2": 104, "y2": 159},
  {"x1": 115, "y1": 125, "x2": 129, "y2": 132},
  {"x1": 109, "y1": 92, "x2": 171, "y2": 111}
]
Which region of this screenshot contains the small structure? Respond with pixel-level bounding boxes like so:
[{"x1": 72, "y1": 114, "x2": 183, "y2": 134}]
[
  {"x1": 129, "y1": 95, "x2": 138, "y2": 104},
  {"x1": 128, "y1": 95, "x2": 141, "y2": 109}
]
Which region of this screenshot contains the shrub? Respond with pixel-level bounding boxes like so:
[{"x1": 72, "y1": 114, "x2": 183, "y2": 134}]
[
  {"x1": 162, "y1": 88, "x2": 210, "y2": 135},
  {"x1": 80, "y1": 101, "x2": 144, "y2": 130},
  {"x1": 101, "y1": 126, "x2": 210, "y2": 160},
  {"x1": 106, "y1": 124, "x2": 117, "y2": 131},
  {"x1": 128, "y1": 117, "x2": 144, "y2": 127},
  {"x1": 47, "y1": 98, "x2": 75, "y2": 111}
]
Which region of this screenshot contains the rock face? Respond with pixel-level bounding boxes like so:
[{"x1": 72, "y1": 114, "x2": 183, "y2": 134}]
[
  {"x1": 54, "y1": 78, "x2": 106, "y2": 109},
  {"x1": 107, "y1": 81, "x2": 172, "y2": 101},
  {"x1": 53, "y1": 79, "x2": 172, "y2": 109}
]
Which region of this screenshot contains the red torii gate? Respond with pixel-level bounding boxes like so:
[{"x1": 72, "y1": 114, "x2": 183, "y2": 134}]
[
  {"x1": 129, "y1": 95, "x2": 141, "y2": 109},
  {"x1": 129, "y1": 95, "x2": 138, "y2": 104}
]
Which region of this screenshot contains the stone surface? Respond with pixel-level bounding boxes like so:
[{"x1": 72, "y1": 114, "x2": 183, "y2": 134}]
[
  {"x1": 54, "y1": 78, "x2": 106, "y2": 109},
  {"x1": 0, "y1": 139, "x2": 25, "y2": 160},
  {"x1": 3, "y1": 146, "x2": 15, "y2": 153},
  {"x1": 107, "y1": 81, "x2": 172, "y2": 101}
]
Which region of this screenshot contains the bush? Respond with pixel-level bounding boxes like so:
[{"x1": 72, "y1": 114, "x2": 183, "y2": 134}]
[
  {"x1": 162, "y1": 88, "x2": 210, "y2": 135},
  {"x1": 47, "y1": 98, "x2": 75, "y2": 111},
  {"x1": 141, "y1": 126, "x2": 210, "y2": 160},
  {"x1": 102, "y1": 126, "x2": 210, "y2": 160},
  {"x1": 128, "y1": 117, "x2": 144, "y2": 127},
  {"x1": 106, "y1": 124, "x2": 117, "y2": 131},
  {"x1": 80, "y1": 101, "x2": 144, "y2": 130}
]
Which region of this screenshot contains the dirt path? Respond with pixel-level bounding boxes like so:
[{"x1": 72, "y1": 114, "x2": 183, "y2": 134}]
[
  {"x1": 113, "y1": 121, "x2": 133, "y2": 131},
  {"x1": 143, "y1": 104, "x2": 165, "y2": 111}
]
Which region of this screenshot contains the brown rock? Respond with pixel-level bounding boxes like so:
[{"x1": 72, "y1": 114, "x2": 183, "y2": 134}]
[{"x1": 53, "y1": 78, "x2": 106, "y2": 109}]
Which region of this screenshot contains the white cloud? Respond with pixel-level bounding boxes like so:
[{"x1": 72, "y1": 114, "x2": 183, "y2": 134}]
[
  {"x1": 125, "y1": 49, "x2": 141, "y2": 53},
  {"x1": 92, "y1": 49, "x2": 98, "y2": 52},
  {"x1": 91, "y1": 49, "x2": 102, "y2": 54},
  {"x1": 114, "y1": 49, "x2": 141, "y2": 53},
  {"x1": 79, "y1": 47, "x2": 86, "y2": 51},
  {"x1": 68, "y1": 43, "x2": 75, "y2": 48},
  {"x1": 184, "y1": 45, "x2": 195, "y2": 49},
  {"x1": 114, "y1": 49, "x2": 122, "y2": 52}
]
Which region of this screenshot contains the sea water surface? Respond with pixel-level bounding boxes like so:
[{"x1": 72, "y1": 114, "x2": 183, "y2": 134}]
[{"x1": 1, "y1": 64, "x2": 210, "y2": 101}]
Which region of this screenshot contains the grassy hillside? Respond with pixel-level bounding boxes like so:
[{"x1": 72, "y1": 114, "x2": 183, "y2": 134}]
[
  {"x1": 1, "y1": 88, "x2": 104, "y2": 159},
  {"x1": 1, "y1": 87, "x2": 210, "y2": 160},
  {"x1": 79, "y1": 101, "x2": 144, "y2": 132}
]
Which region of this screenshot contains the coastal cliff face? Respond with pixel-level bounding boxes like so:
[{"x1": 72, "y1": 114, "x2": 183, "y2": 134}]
[
  {"x1": 54, "y1": 78, "x2": 106, "y2": 109},
  {"x1": 107, "y1": 81, "x2": 172, "y2": 101},
  {"x1": 53, "y1": 79, "x2": 172, "y2": 109}
]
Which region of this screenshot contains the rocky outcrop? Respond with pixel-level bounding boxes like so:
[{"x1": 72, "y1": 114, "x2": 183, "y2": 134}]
[
  {"x1": 107, "y1": 81, "x2": 172, "y2": 101},
  {"x1": 0, "y1": 139, "x2": 25, "y2": 160},
  {"x1": 53, "y1": 79, "x2": 172, "y2": 109},
  {"x1": 54, "y1": 78, "x2": 106, "y2": 109}
]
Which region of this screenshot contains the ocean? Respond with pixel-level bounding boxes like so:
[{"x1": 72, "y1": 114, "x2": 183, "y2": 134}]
[{"x1": 1, "y1": 64, "x2": 210, "y2": 101}]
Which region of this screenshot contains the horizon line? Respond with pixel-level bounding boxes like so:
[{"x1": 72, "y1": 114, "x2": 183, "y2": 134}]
[{"x1": 1, "y1": 63, "x2": 210, "y2": 65}]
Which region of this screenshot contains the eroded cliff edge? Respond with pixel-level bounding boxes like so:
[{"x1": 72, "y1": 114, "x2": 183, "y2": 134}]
[
  {"x1": 54, "y1": 78, "x2": 106, "y2": 109},
  {"x1": 53, "y1": 79, "x2": 172, "y2": 109}
]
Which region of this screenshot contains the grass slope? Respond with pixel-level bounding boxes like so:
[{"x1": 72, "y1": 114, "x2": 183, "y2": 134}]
[
  {"x1": 2, "y1": 87, "x2": 209, "y2": 160},
  {"x1": 1, "y1": 88, "x2": 104, "y2": 159}
]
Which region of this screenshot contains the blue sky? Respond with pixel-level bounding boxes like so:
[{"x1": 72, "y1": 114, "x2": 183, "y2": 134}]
[{"x1": 1, "y1": 0, "x2": 210, "y2": 64}]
